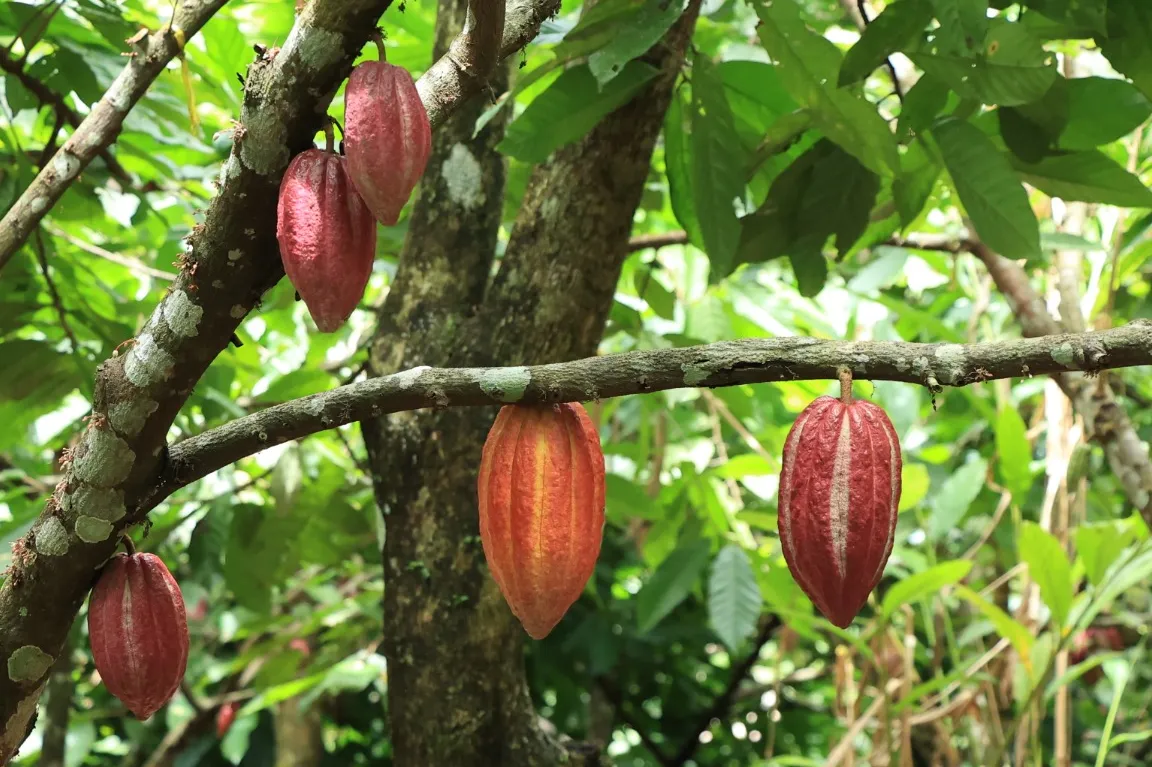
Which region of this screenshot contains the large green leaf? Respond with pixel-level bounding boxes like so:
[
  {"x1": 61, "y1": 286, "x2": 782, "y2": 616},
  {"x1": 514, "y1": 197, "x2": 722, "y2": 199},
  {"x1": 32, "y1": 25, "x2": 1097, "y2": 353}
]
[
  {"x1": 839, "y1": 0, "x2": 934, "y2": 87},
  {"x1": 955, "y1": 585, "x2": 1034, "y2": 660},
  {"x1": 933, "y1": 118, "x2": 1040, "y2": 261},
  {"x1": 929, "y1": 455, "x2": 988, "y2": 538},
  {"x1": 881, "y1": 560, "x2": 972, "y2": 617},
  {"x1": 707, "y1": 544, "x2": 763, "y2": 650},
  {"x1": 1074, "y1": 519, "x2": 1146, "y2": 587},
  {"x1": 499, "y1": 61, "x2": 660, "y2": 163},
  {"x1": 1013, "y1": 151, "x2": 1152, "y2": 208},
  {"x1": 587, "y1": 0, "x2": 685, "y2": 84},
  {"x1": 754, "y1": 0, "x2": 899, "y2": 176},
  {"x1": 995, "y1": 406, "x2": 1032, "y2": 499},
  {"x1": 636, "y1": 539, "x2": 713, "y2": 632},
  {"x1": 1099, "y1": 0, "x2": 1152, "y2": 101},
  {"x1": 1018, "y1": 522, "x2": 1074, "y2": 627},
  {"x1": 691, "y1": 57, "x2": 746, "y2": 279},
  {"x1": 1059, "y1": 77, "x2": 1152, "y2": 149}
]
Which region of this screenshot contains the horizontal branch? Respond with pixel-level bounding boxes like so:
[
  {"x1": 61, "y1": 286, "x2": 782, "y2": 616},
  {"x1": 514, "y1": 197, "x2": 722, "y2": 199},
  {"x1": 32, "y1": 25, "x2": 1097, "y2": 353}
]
[
  {"x1": 0, "y1": 0, "x2": 229, "y2": 272},
  {"x1": 152, "y1": 321, "x2": 1152, "y2": 508}
]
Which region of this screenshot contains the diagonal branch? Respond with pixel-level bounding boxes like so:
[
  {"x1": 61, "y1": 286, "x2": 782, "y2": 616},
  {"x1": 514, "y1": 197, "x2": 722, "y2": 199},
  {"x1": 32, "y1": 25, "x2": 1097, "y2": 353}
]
[
  {"x1": 0, "y1": 0, "x2": 230, "y2": 273},
  {"x1": 146, "y1": 321, "x2": 1152, "y2": 512},
  {"x1": 0, "y1": 0, "x2": 563, "y2": 757},
  {"x1": 0, "y1": 46, "x2": 132, "y2": 185}
]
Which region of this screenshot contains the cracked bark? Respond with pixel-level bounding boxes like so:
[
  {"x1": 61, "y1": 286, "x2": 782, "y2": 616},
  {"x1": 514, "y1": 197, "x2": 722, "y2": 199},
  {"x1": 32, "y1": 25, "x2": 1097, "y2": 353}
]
[{"x1": 359, "y1": 1, "x2": 700, "y2": 764}]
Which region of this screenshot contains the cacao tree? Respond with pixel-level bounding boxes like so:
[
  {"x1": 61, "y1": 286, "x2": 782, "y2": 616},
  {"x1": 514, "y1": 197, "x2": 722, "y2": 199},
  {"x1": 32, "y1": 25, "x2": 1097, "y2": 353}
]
[{"x1": 2, "y1": 0, "x2": 1152, "y2": 765}]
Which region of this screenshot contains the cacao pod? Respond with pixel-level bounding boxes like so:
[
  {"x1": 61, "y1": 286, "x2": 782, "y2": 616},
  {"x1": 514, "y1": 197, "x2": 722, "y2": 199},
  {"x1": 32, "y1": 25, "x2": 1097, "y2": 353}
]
[
  {"x1": 344, "y1": 59, "x2": 431, "y2": 226},
  {"x1": 477, "y1": 402, "x2": 606, "y2": 639},
  {"x1": 87, "y1": 552, "x2": 190, "y2": 720},
  {"x1": 216, "y1": 702, "x2": 238, "y2": 738},
  {"x1": 276, "y1": 135, "x2": 377, "y2": 333},
  {"x1": 777, "y1": 393, "x2": 902, "y2": 628}
]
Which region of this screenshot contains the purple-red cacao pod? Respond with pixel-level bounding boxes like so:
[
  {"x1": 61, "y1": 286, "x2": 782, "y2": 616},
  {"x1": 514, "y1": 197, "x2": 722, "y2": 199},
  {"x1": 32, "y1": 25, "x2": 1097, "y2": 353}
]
[
  {"x1": 87, "y1": 552, "x2": 190, "y2": 720},
  {"x1": 276, "y1": 141, "x2": 377, "y2": 333},
  {"x1": 777, "y1": 394, "x2": 902, "y2": 628},
  {"x1": 216, "y1": 702, "x2": 238, "y2": 738},
  {"x1": 477, "y1": 402, "x2": 606, "y2": 639},
  {"x1": 344, "y1": 60, "x2": 432, "y2": 226}
]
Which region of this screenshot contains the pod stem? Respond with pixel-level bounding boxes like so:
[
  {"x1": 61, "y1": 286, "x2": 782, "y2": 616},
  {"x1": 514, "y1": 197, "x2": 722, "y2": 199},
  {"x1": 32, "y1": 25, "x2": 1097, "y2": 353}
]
[
  {"x1": 322, "y1": 120, "x2": 336, "y2": 154},
  {"x1": 371, "y1": 31, "x2": 387, "y2": 62},
  {"x1": 120, "y1": 533, "x2": 137, "y2": 555},
  {"x1": 838, "y1": 368, "x2": 854, "y2": 404}
]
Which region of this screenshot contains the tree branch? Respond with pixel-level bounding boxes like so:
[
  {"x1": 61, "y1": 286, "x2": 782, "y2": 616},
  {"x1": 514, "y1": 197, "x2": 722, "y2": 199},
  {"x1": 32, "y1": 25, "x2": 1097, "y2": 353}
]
[
  {"x1": 0, "y1": 45, "x2": 132, "y2": 185},
  {"x1": 0, "y1": 0, "x2": 565, "y2": 756},
  {"x1": 670, "y1": 616, "x2": 781, "y2": 766},
  {"x1": 145, "y1": 321, "x2": 1152, "y2": 510},
  {"x1": 0, "y1": 0, "x2": 230, "y2": 273}
]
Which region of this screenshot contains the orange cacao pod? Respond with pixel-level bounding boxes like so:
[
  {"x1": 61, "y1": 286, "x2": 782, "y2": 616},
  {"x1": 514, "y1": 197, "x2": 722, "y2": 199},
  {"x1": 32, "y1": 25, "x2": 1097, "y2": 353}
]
[
  {"x1": 276, "y1": 134, "x2": 377, "y2": 333},
  {"x1": 87, "y1": 552, "x2": 190, "y2": 719},
  {"x1": 344, "y1": 60, "x2": 431, "y2": 226},
  {"x1": 477, "y1": 403, "x2": 606, "y2": 639},
  {"x1": 778, "y1": 393, "x2": 902, "y2": 628}
]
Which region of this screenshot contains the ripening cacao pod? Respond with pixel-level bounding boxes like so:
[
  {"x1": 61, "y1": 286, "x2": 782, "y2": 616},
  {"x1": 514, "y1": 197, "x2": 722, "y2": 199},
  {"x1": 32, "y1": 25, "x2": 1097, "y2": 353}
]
[
  {"x1": 477, "y1": 403, "x2": 606, "y2": 639},
  {"x1": 216, "y1": 702, "x2": 238, "y2": 738},
  {"x1": 344, "y1": 58, "x2": 431, "y2": 226},
  {"x1": 777, "y1": 391, "x2": 902, "y2": 628},
  {"x1": 276, "y1": 132, "x2": 377, "y2": 333},
  {"x1": 87, "y1": 552, "x2": 190, "y2": 720}
]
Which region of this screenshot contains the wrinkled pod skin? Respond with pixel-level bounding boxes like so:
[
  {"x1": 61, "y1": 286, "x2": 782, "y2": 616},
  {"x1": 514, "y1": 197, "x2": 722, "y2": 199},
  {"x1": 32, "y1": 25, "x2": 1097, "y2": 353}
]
[
  {"x1": 87, "y1": 552, "x2": 190, "y2": 720},
  {"x1": 276, "y1": 145, "x2": 377, "y2": 333},
  {"x1": 777, "y1": 395, "x2": 902, "y2": 628},
  {"x1": 344, "y1": 60, "x2": 432, "y2": 226},
  {"x1": 477, "y1": 403, "x2": 607, "y2": 639}
]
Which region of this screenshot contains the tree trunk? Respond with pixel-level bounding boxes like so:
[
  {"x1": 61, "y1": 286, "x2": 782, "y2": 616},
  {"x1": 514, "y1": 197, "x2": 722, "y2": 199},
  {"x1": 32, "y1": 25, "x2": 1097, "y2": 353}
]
[{"x1": 360, "y1": 1, "x2": 701, "y2": 765}]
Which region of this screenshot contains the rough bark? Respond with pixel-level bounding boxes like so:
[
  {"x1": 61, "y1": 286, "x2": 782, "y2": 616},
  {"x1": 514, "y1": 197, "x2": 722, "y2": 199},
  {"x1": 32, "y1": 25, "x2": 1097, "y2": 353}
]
[
  {"x1": 359, "y1": 2, "x2": 701, "y2": 765},
  {"x1": 0, "y1": 0, "x2": 560, "y2": 756}
]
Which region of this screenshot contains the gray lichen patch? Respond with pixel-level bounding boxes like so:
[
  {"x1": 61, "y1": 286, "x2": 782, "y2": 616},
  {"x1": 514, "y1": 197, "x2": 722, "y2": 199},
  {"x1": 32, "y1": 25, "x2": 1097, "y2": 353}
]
[
  {"x1": 75, "y1": 516, "x2": 115, "y2": 543},
  {"x1": 7, "y1": 646, "x2": 54, "y2": 683},
  {"x1": 239, "y1": 109, "x2": 290, "y2": 175},
  {"x1": 681, "y1": 363, "x2": 711, "y2": 386},
  {"x1": 71, "y1": 428, "x2": 135, "y2": 488},
  {"x1": 108, "y1": 398, "x2": 158, "y2": 437},
  {"x1": 932, "y1": 344, "x2": 967, "y2": 385},
  {"x1": 392, "y1": 365, "x2": 431, "y2": 389},
  {"x1": 1051, "y1": 341, "x2": 1078, "y2": 368},
  {"x1": 62, "y1": 486, "x2": 126, "y2": 523},
  {"x1": 280, "y1": 23, "x2": 344, "y2": 73},
  {"x1": 35, "y1": 517, "x2": 70, "y2": 556},
  {"x1": 124, "y1": 333, "x2": 176, "y2": 387},
  {"x1": 477, "y1": 367, "x2": 531, "y2": 402},
  {"x1": 162, "y1": 290, "x2": 204, "y2": 338},
  {"x1": 442, "y1": 144, "x2": 485, "y2": 210}
]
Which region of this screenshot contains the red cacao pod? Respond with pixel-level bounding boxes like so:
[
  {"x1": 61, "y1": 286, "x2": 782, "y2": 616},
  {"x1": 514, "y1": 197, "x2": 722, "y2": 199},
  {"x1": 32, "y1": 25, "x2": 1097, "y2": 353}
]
[
  {"x1": 276, "y1": 133, "x2": 377, "y2": 333},
  {"x1": 344, "y1": 59, "x2": 431, "y2": 226},
  {"x1": 777, "y1": 393, "x2": 902, "y2": 628},
  {"x1": 87, "y1": 552, "x2": 190, "y2": 720},
  {"x1": 477, "y1": 403, "x2": 606, "y2": 639},
  {"x1": 216, "y1": 702, "x2": 238, "y2": 738}
]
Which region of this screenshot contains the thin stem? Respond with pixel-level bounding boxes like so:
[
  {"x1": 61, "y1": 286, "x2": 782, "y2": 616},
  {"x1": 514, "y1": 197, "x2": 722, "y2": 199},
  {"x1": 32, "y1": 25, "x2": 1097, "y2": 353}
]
[
  {"x1": 120, "y1": 534, "x2": 137, "y2": 556},
  {"x1": 839, "y1": 367, "x2": 854, "y2": 404},
  {"x1": 322, "y1": 120, "x2": 335, "y2": 153},
  {"x1": 371, "y1": 31, "x2": 387, "y2": 62}
]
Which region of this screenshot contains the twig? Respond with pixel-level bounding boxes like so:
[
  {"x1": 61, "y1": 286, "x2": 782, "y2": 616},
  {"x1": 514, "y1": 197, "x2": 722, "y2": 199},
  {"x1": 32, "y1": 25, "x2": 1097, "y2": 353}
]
[
  {"x1": 669, "y1": 616, "x2": 780, "y2": 765},
  {"x1": 628, "y1": 231, "x2": 691, "y2": 251},
  {"x1": 33, "y1": 229, "x2": 80, "y2": 355},
  {"x1": 0, "y1": 0, "x2": 230, "y2": 272},
  {"x1": 44, "y1": 225, "x2": 177, "y2": 280}
]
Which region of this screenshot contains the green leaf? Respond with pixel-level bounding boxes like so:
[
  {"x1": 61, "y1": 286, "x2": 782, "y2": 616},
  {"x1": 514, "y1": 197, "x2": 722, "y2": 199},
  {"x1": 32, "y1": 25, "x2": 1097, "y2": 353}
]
[
  {"x1": 955, "y1": 584, "x2": 1034, "y2": 660},
  {"x1": 1013, "y1": 151, "x2": 1152, "y2": 208},
  {"x1": 910, "y1": 51, "x2": 1057, "y2": 107},
  {"x1": 707, "y1": 544, "x2": 763, "y2": 650},
  {"x1": 691, "y1": 57, "x2": 746, "y2": 279},
  {"x1": 929, "y1": 455, "x2": 988, "y2": 538},
  {"x1": 897, "y1": 73, "x2": 951, "y2": 137},
  {"x1": 1018, "y1": 521, "x2": 1074, "y2": 626},
  {"x1": 1074, "y1": 519, "x2": 1144, "y2": 587},
  {"x1": 894, "y1": 139, "x2": 942, "y2": 227},
  {"x1": 499, "y1": 61, "x2": 660, "y2": 163},
  {"x1": 933, "y1": 118, "x2": 1040, "y2": 261},
  {"x1": 636, "y1": 539, "x2": 712, "y2": 632},
  {"x1": 881, "y1": 560, "x2": 972, "y2": 617},
  {"x1": 754, "y1": 0, "x2": 899, "y2": 176},
  {"x1": 839, "y1": 0, "x2": 934, "y2": 87},
  {"x1": 587, "y1": 0, "x2": 685, "y2": 84},
  {"x1": 665, "y1": 87, "x2": 704, "y2": 251},
  {"x1": 1059, "y1": 77, "x2": 1152, "y2": 149},
  {"x1": 1099, "y1": 0, "x2": 1152, "y2": 101},
  {"x1": 995, "y1": 406, "x2": 1032, "y2": 499},
  {"x1": 929, "y1": 0, "x2": 990, "y2": 54}
]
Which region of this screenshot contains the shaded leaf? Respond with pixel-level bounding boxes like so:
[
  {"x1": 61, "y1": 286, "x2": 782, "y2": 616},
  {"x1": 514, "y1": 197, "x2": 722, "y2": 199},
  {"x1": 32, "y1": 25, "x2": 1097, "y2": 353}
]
[
  {"x1": 708, "y1": 544, "x2": 763, "y2": 650},
  {"x1": 636, "y1": 538, "x2": 712, "y2": 632},
  {"x1": 1018, "y1": 521, "x2": 1074, "y2": 626}
]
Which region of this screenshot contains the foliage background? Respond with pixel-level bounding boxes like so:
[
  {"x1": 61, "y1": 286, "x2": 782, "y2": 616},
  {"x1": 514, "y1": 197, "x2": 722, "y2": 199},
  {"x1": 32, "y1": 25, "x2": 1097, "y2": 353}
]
[{"x1": 1, "y1": 0, "x2": 1151, "y2": 765}]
